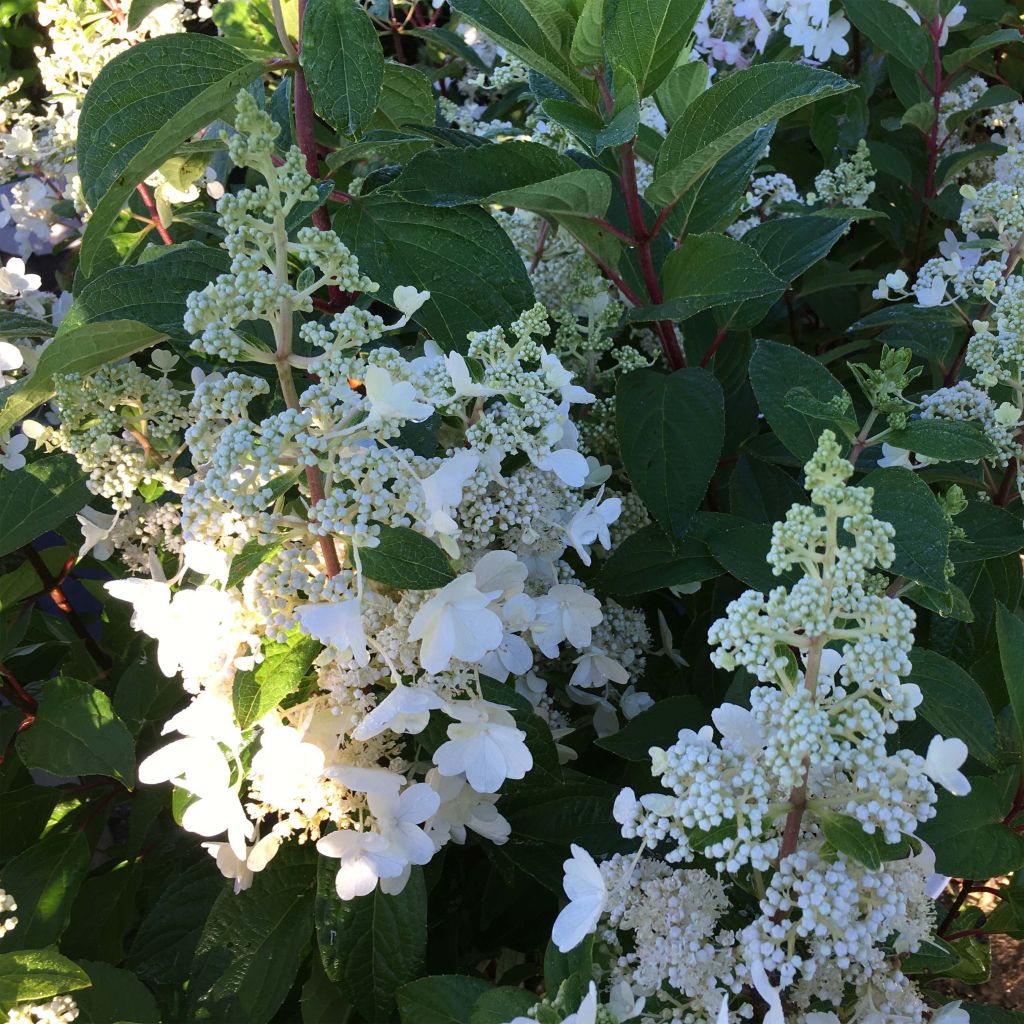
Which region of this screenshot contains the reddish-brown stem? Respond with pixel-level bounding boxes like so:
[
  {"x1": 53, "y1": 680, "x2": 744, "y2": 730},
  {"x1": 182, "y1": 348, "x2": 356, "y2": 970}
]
[
  {"x1": 530, "y1": 220, "x2": 551, "y2": 273},
  {"x1": 618, "y1": 141, "x2": 685, "y2": 369},
  {"x1": 585, "y1": 215, "x2": 637, "y2": 245},
  {"x1": 939, "y1": 878, "x2": 976, "y2": 936},
  {"x1": 135, "y1": 184, "x2": 173, "y2": 245},
  {"x1": 22, "y1": 547, "x2": 112, "y2": 671},
  {"x1": 0, "y1": 661, "x2": 37, "y2": 714},
  {"x1": 578, "y1": 241, "x2": 644, "y2": 306},
  {"x1": 700, "y1": 325, "x2": 729, "y2": 368},
  {"x1": 911, "y1": 15, "x2": 948, "y2": 266}
]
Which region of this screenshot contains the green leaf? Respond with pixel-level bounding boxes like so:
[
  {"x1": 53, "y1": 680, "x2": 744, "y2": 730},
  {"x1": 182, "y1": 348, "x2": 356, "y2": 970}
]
[
  {"x1": 470, "y1": 987, "x2": 538, "y2": 1023},
  {"x1": 358, "y1": 526, "x2": 456, "y2": 590},
  {"x1": 862, "y1": 467, "x2": 950, "y2": 591},
  {"x1": 603, "y1": 0, "x2": 704, "y2": 96},
  {"x1": 667, "y1": 125, "x2": 774, "y2": 239},
  {"x1": 390, "y1": 141, "x2": 576, "y2": 205},
  {"x1": 724, "y1": 214, "x2": 850, "y2": 326},
  {"x1": 316, "y1": 859, "x2": 427, "y2": 1024},
  {"x1": 748, "y1": 340, "x2": 850, "y2": 462},
  {"x1": 949, "y1": 501, "x2": 1023, "y2": 563},
  {"x1": 596, "y1": 696, "x2": 706, "y2": 759},
  {"x1": 569, "y1": 0, "x2": 603, "y2": 67},
  {"x1": 907, "y1": 648, "x2": 998, "y2": 766},
  {"x1": 820, "y1": 812, "x2": 912, "y2": 870},
  {"x1": 0, "y1": 319, "x2": 168, "y2": 435},
  {"x1": 127, "y1": 0, "x2": 175, "y2": 30},
  {"x1": 301, "y1": 0, "x2": 385, "y2": 136},
  {"x1": 965, "y1": 1006, "x2": 1024, "y2": 1023},
  {"x1": 78, "y1": 35, "x2": 256, "y2": 207},
  {"x1": 0, "y1": 455, "x2": 90, "y2": 559},
  {"x1": 75, "y1": 961, "x2": 160, "y2": 1024},
  {"x1": 900, "y1": 936, "x2": 960, "y2": 975},
  {"x1": 502, "y1": 772, "x2": 619, "y2": 848},
  {"x1": 0, "y1": 949, "x2": 90, "y2": 1008},
  {"x1": 538, "y1": 98, "x2": 638, "y2": 155},
  {"x1": 616, "y1": 367, "x2": 724, "y2": 537},
  {"x1": 995, "y1": 603, "x2": 1024, "y2": 748},
  {"x1": 227, "y1": 538, "x2": 284, "y2": 589},
  {"x1": 595, "y1": 523, "x2": 720, "y2": 595},
  {"x1": 0, "y1": 310, "x2": 55, "y2": 339},
  {"x1": 703, "y1": 516, "x2": 795, "y2": 593},
  {"x1": 16, "y1": 678, "x2": 137, "y2": 787},
  {"x1": 367, "y1": 63, "x2": 438, "y2": 132},
  {"x1": 648, "y1": 63, "x2": 854, "y2": 213},
  {"x1": 234, "y1": 629, "x2": 321, "y2": 729},
  {"x1": 543, "y1": 935, "x2": 593, "y2": 1010},
  {"x1": 885, "y1": 419, "x2": 996, "y2": 461},
  {"x1": 60, "y1": 243, "x2": 231, "y2": 340},
  {"x1": 449, "y1": 0, "x2": 594, "y2": 103},
  {"x1": 0, "y1": 832, "x2": 90, "y2": 951},
  {"x1": 333, "y1": 196, "x2": 534, "y2": 350},
  {"x1": 128, "y1": 862, "x2": 223, "y2": 985},
  {"x1": 77, "y1": 36, "x2": 264, "y2": 274},
  {"x1": 189, "y1": 845, "x2": 317, "y2": 1024},
  {"x1": 396, "y1": 976, "x2": 493, "y2": 1024},
  {"x1": 943, "y1": 28, "x2": 1023, "y2": 71},
  {"x1": 644, "y1": 233, "x2": 783, "y2": 322},
  {"x1": 918, "y1": 774, "x2": 1024, "y2": 878},
  {"x1": 843, "y1": 0, "x2": 929, "y2": 68},
  {"x1": 654, "y1": 61, "x2": 708, "y2": 124}
]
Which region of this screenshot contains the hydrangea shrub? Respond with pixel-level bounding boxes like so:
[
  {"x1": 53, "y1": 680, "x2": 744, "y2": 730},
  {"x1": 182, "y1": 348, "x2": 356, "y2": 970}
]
[{"x1": 0, "y1": 0, "x2": 1023, "y2": 1022}]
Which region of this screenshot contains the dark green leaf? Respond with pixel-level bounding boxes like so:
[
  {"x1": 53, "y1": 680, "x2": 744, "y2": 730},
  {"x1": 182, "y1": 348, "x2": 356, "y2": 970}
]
[
  {"x1": 748, "y1": 340, "x2": 851, "y2": 462},
  {"x1": 189, "y1": 845, "x2": 317, "y2": 1024},
  {"x1": 75, "y1": 961, "x2": 160, "y2": 1024},
  {"x1": 0, "y1": 831, "x2": 90, "y2": 951},
  {"x1": 820, "y1": 812, "x2": 912, "y2": 870},
  {"x1": 301, "y1": 0, "x2": 384, "y2": 136},
  {"x1": 949, "y1": 502, "x2": 1023, "y2": 563},
  {"x1": 918, "y1": 774, "x2": 1024, "y2": 878},
  {"x1": 396, "y1": 976, "x2": 493, "y2": 1024},
  {"x1": 469, "y1": 987, "x2": 538, "y2": 1023},
  {"x1": 358, "y1": 525, "x2": 456, "y2": 590},
  {"x1": 0, "y1": 455, "x2": 90, "y2": 559},
  {"x1": 316, "y1": 860, "x2": 427, "y2": 1023},
  {"x1": 77, "y1": 35, "x2": 264, "y2": 273},
  {"x1": 449, "y1": 0, "x2": 594, "y2": 104},
  {"x1": 616, "y1": 367, "x2": 724, "y2": 537},
  {"x1": 60, "y1": 243, "x2": 230, "y2": 340},
  {"x1": 649, "y1": 63, "x2": 854, "y2": 212},
  {"x1": 332, "y1": 196, "x2": 534, "y2": 350},
  {"x1": 995, "y1": 603, "x2": 1024, "y2": 748},
  {"x1": 843, "y1": 0, "x2": 929, "y2": 68},
  {"x1": 603, "y1": 0, "x2": 704, "y2": 96},
  {"x1": 390, "y1": 141, "x2": 574, "y2": 206},
  {"x1": 0, "y1": 310, "x2": 55, "y2": 339},
  {"x1": 595, "y1": 523, "x2": 720, "y2": 595},
  {"x1": 128, "y1": 862, "x2": 223, "y2": 984},
  {"x1": 596, "y1": 696, "x2": 706, "y2": 760},
  {"x1": 16, "y1": 678, "x2": 136, "y2": 787},
  {"x1": 908, "y1": 648, "x2": 998, "y2": 765},
  {"x1": 885, "y1": 419, "x2": 996, "y2": 461},
  {"x1": 863, "y1": 467, "x2": 950, "y2": 590}
]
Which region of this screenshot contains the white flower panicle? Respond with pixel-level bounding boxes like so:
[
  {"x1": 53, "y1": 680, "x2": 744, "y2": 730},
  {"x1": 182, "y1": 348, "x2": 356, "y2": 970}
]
[
  {"x1": 93, "y1": 92, "x2": 638, "y2": 903},
  {"x1": 534, "y1": 432, "x2": 971, "y2": 1023}
]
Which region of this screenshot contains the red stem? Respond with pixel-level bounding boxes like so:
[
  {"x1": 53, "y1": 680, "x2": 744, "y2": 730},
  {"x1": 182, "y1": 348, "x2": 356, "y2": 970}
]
[
  {"x1": 22, "y1": 547, "x2": 112, "y2": 671},
  {"x1": 618, "y1": 141, "x2": 685, "y2": 370},
  {"x1": 700, "y1": 324, "x2": 729, "y2": 368},
  {"x1": 135, "y1": 184, "x2": 174, "y2": 245}
]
